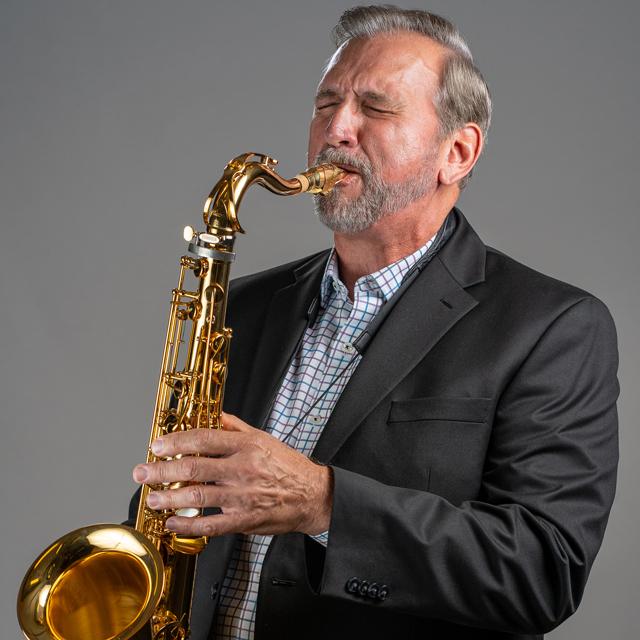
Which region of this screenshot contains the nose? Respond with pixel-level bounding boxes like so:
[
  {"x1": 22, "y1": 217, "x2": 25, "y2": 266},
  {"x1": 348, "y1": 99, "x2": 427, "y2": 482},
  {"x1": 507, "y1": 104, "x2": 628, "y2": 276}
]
[{"x1": 325, "y1": 104, "x2": 359, "y2": 149}]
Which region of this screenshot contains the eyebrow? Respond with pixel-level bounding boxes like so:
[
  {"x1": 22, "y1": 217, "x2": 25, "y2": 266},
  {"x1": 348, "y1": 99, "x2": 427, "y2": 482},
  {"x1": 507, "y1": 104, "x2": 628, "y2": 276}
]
[
  {"x1": 358, "y1": 90, "x2": 399, "y2": 109},
  {"x1": 314, "y1": 88, "x2": 402, "y2": 111},
  {"x1": 314, "y1": 88, "x2": 342, "y2": 103}
]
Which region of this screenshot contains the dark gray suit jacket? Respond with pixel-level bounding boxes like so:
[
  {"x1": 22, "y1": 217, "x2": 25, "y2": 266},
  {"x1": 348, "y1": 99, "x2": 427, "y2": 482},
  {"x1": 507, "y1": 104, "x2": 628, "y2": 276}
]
[{"x1": 130, "y1": 208, "x2": 619, "y2": 639}]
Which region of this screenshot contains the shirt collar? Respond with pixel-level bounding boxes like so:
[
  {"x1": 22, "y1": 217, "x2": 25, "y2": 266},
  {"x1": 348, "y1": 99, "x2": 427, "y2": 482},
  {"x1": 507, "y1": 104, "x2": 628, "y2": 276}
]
[{"x1": 319, "y1": 233, "x2": 437, "y2": 308}]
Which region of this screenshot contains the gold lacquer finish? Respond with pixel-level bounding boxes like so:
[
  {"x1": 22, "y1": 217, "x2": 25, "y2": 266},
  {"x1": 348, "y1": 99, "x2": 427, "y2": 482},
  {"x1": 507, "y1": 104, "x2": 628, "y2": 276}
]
[
  {"x1": 17, "y1": 153, "x2": 344, "y2": 640},
  {"x1": 18, "y1": 525, "x2": 163, "y2": 640}
]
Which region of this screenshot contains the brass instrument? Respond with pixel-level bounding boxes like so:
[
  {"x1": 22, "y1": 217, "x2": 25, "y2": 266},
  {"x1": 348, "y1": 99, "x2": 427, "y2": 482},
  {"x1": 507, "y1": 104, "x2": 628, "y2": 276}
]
[{"x1": 17, "y1": 153, "x2": 345, "y2": 640}]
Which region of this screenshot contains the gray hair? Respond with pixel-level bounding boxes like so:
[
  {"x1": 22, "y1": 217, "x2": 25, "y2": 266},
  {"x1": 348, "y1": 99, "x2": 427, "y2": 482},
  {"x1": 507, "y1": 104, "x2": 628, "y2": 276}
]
[{"x1": 331, "y1": 5, "x2": 492, "y2": 188}]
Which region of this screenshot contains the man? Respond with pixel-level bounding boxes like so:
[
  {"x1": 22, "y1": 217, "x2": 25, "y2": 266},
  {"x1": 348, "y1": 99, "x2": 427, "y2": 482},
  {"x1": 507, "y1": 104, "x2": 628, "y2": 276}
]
[{"x1": 131, "y1": 6, "x2": 619, "y2": 639}]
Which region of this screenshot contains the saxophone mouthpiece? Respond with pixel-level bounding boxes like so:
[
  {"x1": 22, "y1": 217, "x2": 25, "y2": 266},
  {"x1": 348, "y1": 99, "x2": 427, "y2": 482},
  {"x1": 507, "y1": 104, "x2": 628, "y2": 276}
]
[{"x1": 295, "y1": 164, "x2": 346, "y2": 195}]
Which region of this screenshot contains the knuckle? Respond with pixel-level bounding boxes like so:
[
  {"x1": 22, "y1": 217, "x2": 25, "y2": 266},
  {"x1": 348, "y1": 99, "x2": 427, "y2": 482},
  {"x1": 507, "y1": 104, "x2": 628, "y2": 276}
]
[
  {"x1": 182, "y1": 457, "x2": 200, "y2": 481},
  {"x1": 200, "y1": 519, "x2": 217, "y2": 536},
  {"x1": 188, "y1": 484, "x2": 207, "y2": 507},
  {"x1": 157, "y1": 462, "x2": 169, "y2": 483},
  {"x1": 247, "y1": 433, "x2": 263, "y2": 449},
  {"x1": 163, "y1": 491, "x2": 175, "y2": 509},
  {"x1": 237, "y1": 492, "x2": 253, "y2": 510},
  {"x1": 246, "y1": 444, "x2": 266, "y2": 468},
  {"x1": 194, "y1": 429, "x2": 212, "y2": 451}
]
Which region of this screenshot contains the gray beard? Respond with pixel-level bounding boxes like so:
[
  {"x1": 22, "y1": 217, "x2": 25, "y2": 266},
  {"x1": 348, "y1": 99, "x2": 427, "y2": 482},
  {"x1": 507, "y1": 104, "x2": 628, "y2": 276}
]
[{"x1": 312, "y1": 148, "x2": 437, "y2": 234}]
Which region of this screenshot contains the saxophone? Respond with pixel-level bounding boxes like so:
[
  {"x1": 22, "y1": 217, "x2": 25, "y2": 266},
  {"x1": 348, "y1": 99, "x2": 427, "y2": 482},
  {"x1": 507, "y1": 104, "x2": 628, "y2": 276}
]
[{"x1": 17, "y1": 153, "x2": 345, "y2": 640}]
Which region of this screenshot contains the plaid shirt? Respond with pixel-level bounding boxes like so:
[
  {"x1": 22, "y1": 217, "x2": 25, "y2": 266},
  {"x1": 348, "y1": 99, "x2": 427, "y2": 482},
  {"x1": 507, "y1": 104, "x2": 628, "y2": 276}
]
[{"x1": 215, "y1": 236, "x2": 436, "y2": 639}]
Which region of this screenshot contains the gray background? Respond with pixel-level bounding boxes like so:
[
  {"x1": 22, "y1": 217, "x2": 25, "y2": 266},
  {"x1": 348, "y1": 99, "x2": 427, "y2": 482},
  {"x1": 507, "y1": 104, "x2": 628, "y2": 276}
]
[{"x1": 1, "y1": 1, "x2": 638, "y2": 637}]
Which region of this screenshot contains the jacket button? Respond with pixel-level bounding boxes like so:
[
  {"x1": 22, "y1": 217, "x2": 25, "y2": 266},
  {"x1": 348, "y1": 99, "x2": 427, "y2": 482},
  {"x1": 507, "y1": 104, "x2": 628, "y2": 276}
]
[
  {"x1": 367, "y1": 582, "x2": 379, "y2": 599},
  {"x1": 345, "y1": 577, "x2": 360, "y2": 594},
  {"x1": 377, "y1": 584, "x2": 389, "y2": 601},
  {"x1": 358, "y1": 580, "x2": 370, "y2": 596}
]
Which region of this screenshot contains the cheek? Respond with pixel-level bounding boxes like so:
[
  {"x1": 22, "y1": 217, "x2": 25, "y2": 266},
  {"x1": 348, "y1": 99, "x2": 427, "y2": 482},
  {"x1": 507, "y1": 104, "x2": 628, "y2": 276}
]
[{"x1": 374, "y1": 125, "x2": 439, "y2": 180}]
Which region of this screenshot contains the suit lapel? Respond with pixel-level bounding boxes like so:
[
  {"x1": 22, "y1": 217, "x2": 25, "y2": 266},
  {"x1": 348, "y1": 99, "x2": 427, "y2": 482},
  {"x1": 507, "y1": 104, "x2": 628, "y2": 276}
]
[
  {"x1": 242, "y1": 251, "x2": 330, "y2": 428},
  {"x1": 313, "y1": 209, "x2": 486, "y2": 462},
  {"x1": 242, "y1": 210, "x2": 486, "y2": 462}
]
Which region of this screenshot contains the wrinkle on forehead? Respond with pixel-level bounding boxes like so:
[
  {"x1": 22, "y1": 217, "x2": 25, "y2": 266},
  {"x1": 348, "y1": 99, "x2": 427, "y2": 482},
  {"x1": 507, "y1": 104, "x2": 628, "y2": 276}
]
[{"x1": 319, "y1": 32, "x2": 447, "y2": 100}]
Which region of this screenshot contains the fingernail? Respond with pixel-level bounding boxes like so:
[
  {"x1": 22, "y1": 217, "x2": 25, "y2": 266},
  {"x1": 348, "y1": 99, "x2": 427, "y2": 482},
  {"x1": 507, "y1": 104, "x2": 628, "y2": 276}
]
[
  {"x1": 166, "y1": 517, "x2": 177, "y2": 531},
  {"x1": 146, "y1": 492, "x2": 160, "y2": 508},
  {"x1": 133, "y1": 465, "x2": 148, "y2": 482},
  {"x1": 151, "y1": 438, "x2": 165, "y2": 455}
]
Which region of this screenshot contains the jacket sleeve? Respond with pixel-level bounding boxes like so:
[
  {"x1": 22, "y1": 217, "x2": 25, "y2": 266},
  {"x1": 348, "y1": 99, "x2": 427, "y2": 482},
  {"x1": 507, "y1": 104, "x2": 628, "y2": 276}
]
[{"x1": 316, "y1": 297, "x2": 619, "y2": 635}]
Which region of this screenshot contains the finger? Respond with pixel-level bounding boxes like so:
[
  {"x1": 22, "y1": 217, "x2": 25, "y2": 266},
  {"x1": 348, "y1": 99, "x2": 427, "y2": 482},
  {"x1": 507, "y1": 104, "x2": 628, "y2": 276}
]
[
  {"x1": 133, "y1": 456, "x2": 228, "y2": 485},
  {"x1": 150, "y1": 428, "x2": 243, "y2": 458},
  {"x1": 166, "y1": 512, "x2": 248, "y2": 537},
  {"x1": 146, "y1": 483, "x2": 228, "y2": 511},
  {"x1": 221, "y1": 412, "x2": 254, "y2": 433}
]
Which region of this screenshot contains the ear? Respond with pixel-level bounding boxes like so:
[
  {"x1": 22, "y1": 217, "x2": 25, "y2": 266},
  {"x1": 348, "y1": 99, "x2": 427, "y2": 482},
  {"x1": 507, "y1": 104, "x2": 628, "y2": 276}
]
[{"x1": 438, "y1": 123, "x2": 483, "y2": 186}]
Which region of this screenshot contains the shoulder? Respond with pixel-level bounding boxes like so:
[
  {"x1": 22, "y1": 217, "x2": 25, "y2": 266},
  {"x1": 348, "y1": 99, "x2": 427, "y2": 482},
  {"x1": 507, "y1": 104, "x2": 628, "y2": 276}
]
[
  {"x1": 229, "y1": 249, "x2": 330, "y2": 307},
  {"x1": 480, "y1": 245, "x2": 616, "y2": 337},
  {"x1": 442, "y1": 209, "x2": 615, "y2": 328}
]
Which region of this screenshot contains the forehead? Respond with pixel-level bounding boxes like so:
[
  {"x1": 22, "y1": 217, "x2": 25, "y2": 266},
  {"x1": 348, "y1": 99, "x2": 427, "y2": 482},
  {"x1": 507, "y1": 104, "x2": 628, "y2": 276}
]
[{"x1": 318, "y1": 32, "x2": 446, "y2": 99}]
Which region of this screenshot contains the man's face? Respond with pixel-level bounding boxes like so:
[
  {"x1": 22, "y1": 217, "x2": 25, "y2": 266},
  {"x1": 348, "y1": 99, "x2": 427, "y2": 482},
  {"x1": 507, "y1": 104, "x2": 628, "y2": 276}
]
[{"x1": 308, "y1": 33, "x2": 448, "y2": 234}]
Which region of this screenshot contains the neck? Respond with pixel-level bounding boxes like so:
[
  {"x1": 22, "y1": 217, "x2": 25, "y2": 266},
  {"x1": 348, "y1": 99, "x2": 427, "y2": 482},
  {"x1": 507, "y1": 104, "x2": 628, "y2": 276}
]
[{"x1": 334, "y1": 188, "x2": 458, "y2": 298}]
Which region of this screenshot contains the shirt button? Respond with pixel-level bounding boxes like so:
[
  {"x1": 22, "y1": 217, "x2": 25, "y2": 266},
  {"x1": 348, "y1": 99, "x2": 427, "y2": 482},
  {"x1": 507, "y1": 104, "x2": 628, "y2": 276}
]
[
  {"x1": 310, "y1": 415, "x2": 323, "y2": 425},
  {"x1": 342, "y1": 342, "x2": 355, "y2": 354}
]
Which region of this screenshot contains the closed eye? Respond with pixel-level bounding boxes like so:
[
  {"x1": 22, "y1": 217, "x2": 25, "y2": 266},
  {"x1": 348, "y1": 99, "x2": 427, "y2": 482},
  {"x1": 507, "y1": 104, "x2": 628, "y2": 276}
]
[{"x1": 364, "y1": 105, "x2": 394, "y2": 115}]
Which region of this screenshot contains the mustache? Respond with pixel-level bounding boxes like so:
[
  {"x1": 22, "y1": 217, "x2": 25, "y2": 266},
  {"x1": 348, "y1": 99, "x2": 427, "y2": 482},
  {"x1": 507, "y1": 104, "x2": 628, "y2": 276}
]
[{"x1": 312, "y1": 148, "x2": 373, "y2": 177}]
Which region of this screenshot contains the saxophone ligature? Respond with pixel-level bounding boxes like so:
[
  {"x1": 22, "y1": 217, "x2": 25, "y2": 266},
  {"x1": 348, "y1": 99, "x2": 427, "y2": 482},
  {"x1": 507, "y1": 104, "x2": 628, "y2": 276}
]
[{"x1": 17, "y1": 153, "x2": 344, "y2": 640}]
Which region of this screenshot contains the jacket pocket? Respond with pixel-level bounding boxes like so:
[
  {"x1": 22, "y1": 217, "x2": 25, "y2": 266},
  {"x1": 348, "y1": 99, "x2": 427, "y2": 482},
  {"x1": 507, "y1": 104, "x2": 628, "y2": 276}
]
[{"x1": 388, "y1": 396, "x2": 492, "y2": 424}]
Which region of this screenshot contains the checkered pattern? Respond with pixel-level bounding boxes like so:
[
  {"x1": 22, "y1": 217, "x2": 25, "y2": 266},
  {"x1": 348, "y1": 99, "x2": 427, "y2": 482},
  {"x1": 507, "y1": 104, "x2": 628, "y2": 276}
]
[{"x1": 215, "y1": 237, "x2": 435, "y2": 639}]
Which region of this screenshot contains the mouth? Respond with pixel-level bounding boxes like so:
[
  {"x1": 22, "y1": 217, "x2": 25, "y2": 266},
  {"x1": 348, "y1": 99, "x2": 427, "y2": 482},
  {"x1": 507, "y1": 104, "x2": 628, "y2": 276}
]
[
  {"x1": 333, "y1": 163, "x2": 361, "y2": 175},
  {"x1": 330, "y1": 163, "x2": 363, "y2": 189}
]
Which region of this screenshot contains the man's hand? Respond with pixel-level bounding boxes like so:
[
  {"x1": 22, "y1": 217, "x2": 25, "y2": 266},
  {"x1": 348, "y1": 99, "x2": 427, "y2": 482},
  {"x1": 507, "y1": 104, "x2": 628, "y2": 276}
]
[{"x1": 132, "y1": 412, "x2": 333, "y2": 537}]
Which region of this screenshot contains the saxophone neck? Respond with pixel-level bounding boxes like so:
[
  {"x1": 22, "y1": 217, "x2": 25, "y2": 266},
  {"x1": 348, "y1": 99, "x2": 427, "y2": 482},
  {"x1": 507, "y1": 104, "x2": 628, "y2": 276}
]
[{"x1": 202, "y1": 152, "x2": 345, "y2": 235}]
